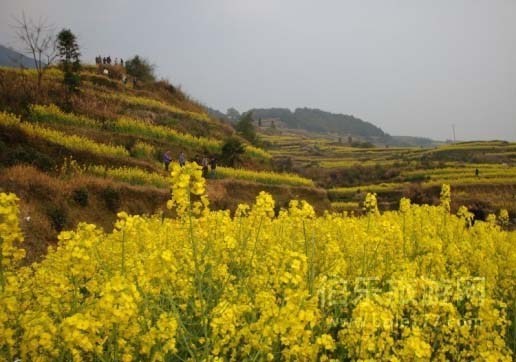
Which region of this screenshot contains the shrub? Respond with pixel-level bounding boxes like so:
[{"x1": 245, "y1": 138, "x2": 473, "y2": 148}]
[
  {"x1": 221, "y1": 137, "x2": 245, "y2": 167},
  {"x1": 5, "y1": 146, "x2": 56, "y2": 172},
  {"x1": 101, "y1": 186, "x2": 121, "y2": 212},
  {"x1": 72, "y1": 187, "x2": 89, "y2": 207},
  {"x1": 57, "y1": 157, "x2": 85, "y2": 179},
  {"x1": 235, "y1": 111, "x2": 257, "y2": 144},
  {"x1": 46, "y1": 205, "x2": 68, "y2": 232},
  {"x1": 125, "y1": 55, "x2": 156, "y2": 83},
  {"x1": 32, "y1": 152, "x2": 55, "y2": 172},
  {"x1": 403, "y1": 184, "x2": 435, "y2": 205},
  {"x1": 404, "y1": 174, "x2": 430, "y2": 183}
]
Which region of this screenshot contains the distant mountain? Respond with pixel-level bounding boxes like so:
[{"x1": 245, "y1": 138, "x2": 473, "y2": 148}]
[
  {"x1": 0, "y1": 44, "x2": 36, "y2": 68},
  {"x1": 206, "y1": 105, "x2": 439, "y2": 147},
  {"x1": 251, "y1": 107, "x2": 386, "y2": 139}
]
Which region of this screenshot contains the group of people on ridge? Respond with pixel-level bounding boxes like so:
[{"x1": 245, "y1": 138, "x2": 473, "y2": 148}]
[
  {"x1": 163, "y1": 151, "x2": 217, "y2": 178},
  {"x1": 95, "y1": 56, "x2": 124, "y2": 67},
  {"x1": 95, "y1": 55, "x2": 137, "y2": 87}
]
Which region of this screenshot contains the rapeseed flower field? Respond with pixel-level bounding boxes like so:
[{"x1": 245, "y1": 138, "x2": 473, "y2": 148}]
[{"x1": 0, "y1": 163, "x2": 514, "y2": 361}]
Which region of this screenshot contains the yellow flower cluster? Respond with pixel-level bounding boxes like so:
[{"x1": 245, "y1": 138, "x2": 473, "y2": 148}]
[
  {"x1": 131, "y1": 140, "x2": 156, "y2": 160},
  {"x1": 88, "y1": 165, "x2": 169, "y2": 189},
  {"x1": 329, "y1": 183, "x2": 402, "y2": 198},
  {"x1": 245, "y1": 144, "x2": 272, "y2": 160},
  {"x1": 0, "y1": 178, "x2": 514, "y2": 360},
  {"x1": 403, "y1": 164, "x2": 516, "y2": 180},
  {"x1": 363, "y1": 193, "x2": 379, "y2": 215},
  {"x1": 440, "y1": 183, "x2": 451, "y2": 212},
  {"x1": 30, "y1": 104, "x2": 98, "y2": 128},
  {"x1": 0, "y1": 193, "x2": 26, "y2": 277},
  {"x1": 330, "y1": 177, "x2": 516, "y2": 201},
  {"x1": 0, "y1": 111, "x2": 129, "y2": 158},
  {"x1": 330, "y1": 201, "x2": 360, "y2": 212},
  {"x1": 29, "y1": 104, "x2": 222, "y2": 153},
  {"x1": 216, "y1": 166, "x2": 314, "y2": 187},
  {"x1": 0, "y1": 193, "x2": 26, "y2": 359},
  {"x1": 0, "y1": 66, "x2": 63, "y2": 80},
  {"x1": 115, "y1": 116, "x2": 220, "y2": 153},
  {"x1": 0, "y1": 111, "x2": 20, "y2": 127},
  {"x1": 167, "y1": 162, "x2": 209, "y2": 217},
  {"x1": 104, "y1": 92, "x2": 210, "y2": 123},
  {"x1": 53, "y1": 159, "x2": 315, "y2": 190},
  {"x1": 28, "y1": 104, "x2": 273, "y2": 160}
]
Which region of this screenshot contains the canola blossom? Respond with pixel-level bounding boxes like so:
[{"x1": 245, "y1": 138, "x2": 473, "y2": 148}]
[
  {"x1": 85, "y1": 164, "x2": 313, "y2": 189},
  {"x1": 29, "y1": 104, "x2": 271, "y2": 160},
  {"x1": 131, "y1": 140, "x2": 156, "y2": 160},
  {"x1": 0, "y1": 111, "x2": 129, "y2": 159},
  {"x1": 88, "y1": 165, "x2": 170, "y2": 189},
  {"x1": 0, "y1": 164, "x2": 514, "y2": 361},
  {"x1": 215, "y1": 166, "x2": 314, "y2": 187},
  {"x1": 244, "y1": 145, "x2": 272, "y2": 160},
  {"x1": 102, "y1": 92, "x2": 210, "y2": 123},
  {"x1": 29, "y1": 104, "x2": 221, "y2": 153}
]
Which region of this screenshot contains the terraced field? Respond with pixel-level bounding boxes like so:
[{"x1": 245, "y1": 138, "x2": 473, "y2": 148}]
[
  {"x1": 260, "y1": 130, "x2": 516, "y2": 219},
  {"x1": 0, "y1": 66, "x2": 328, "y2": 255}
]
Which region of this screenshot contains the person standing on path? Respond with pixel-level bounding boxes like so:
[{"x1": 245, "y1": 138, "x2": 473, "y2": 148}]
[
  {"x1": 179, "y1": 151, "x2": 186, "y2": 167},
  {"x1": 209, "y1": 156, "x2": 217, "y2": 178},
  {"x1": 163, "y1": 150, "x2": 172, "y2": 171},
  {"x1": 201, "y1": 156, "x2": 209, "y2": 178}
]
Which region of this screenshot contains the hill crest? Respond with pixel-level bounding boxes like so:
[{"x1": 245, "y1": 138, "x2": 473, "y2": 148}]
[{"x1": 250, "y1": 107, "x2": 386, "y2": 139}]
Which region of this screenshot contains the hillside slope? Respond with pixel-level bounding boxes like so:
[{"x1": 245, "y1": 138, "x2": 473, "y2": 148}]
[{"x1": 0, "y1": 65, "x2": 328, "y2": 261}]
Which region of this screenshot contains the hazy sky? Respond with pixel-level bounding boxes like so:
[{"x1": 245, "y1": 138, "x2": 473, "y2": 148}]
[{"x1": 1, "y1": 0, "x2": 515, "y2": 141}]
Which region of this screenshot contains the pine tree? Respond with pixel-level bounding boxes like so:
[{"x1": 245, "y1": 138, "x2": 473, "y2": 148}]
[{"x1": 56, "y1": 29, "x2": 81, "y2": 93}]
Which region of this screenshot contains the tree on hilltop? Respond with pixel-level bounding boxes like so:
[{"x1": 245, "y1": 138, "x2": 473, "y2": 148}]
[
  {"x1": 56, "y1": 29, "x2": 81, "y2": 93},
  {"x1": 125, "y1": 55, "x2": 156, "y2": 83}
]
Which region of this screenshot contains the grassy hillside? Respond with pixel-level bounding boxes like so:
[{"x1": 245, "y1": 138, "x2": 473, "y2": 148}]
[{"x1": 0, "y1": 65, "x2": 328, "y2": 260}]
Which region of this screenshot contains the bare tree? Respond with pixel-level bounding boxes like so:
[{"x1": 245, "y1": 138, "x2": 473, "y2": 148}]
[{"x1": 13, "y1": 12, "x2": 58, "y2": 88}]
